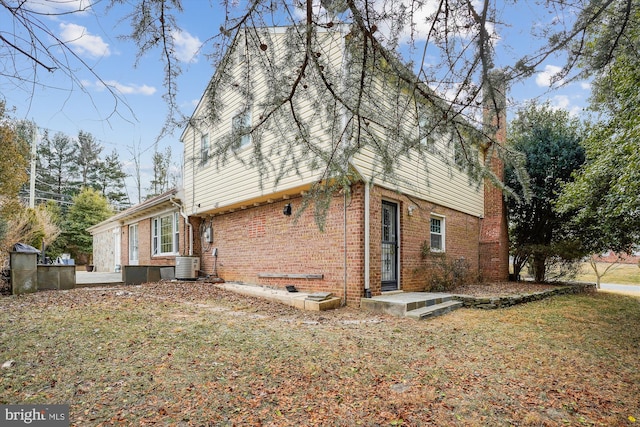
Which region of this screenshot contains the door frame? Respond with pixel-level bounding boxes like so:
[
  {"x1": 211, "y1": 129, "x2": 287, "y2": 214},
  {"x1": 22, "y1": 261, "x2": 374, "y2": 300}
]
[
  {"x1": 113, "y1": 227, "x2": 121, "y2": 272},
  {"x1": 381, "y1": 200, "x2": 400, "y2": 291},
  {"x1": 128, "y1": 223, "x2": 139, "y2": 266}
]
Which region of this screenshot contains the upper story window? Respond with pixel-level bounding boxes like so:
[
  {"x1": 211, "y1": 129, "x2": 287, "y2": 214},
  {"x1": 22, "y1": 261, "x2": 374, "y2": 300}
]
[
  {"x1": 200, "y1": 133, "x2": 210, "y2": 166},
  {"x1": 430, "y1": 215, "x2": 445, "y2": 252},
  {"x1": 452, "y1": 138, "x2": 466, "y2": 167},
  {"x1": 232, "y1": 110, "x2": 252, "y2": 148},
  {"x1": 152, "y1": 212, "x2": 179, "y2": 256},
  {"x1": 418, "y1": 105, "x2": 437, "y2": 154}
]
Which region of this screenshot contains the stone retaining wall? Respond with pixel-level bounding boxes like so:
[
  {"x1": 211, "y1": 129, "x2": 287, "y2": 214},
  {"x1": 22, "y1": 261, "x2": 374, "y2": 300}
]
[{"x1": 453, "y1": 283, "x2": 596, "y2": 309}]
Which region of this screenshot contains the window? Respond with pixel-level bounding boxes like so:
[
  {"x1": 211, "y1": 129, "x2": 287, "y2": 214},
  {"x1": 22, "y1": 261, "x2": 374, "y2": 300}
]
[
  {"x1": 430, "y1": 216, "x2": 445, "y2": 252},
  {"x1": 232, "y1": 110, "x2": 251, "y2": 148},
  {"x1": 451, "y1": 136, "x2": 466, "y2": 167},
  {"x1": 200, "y1": 133, "x2": 210, "y2": 165},
  {"x1": 418, "y1": 107, "x2": 437, "y2": 153},
  {"x1": 152, "y1": 212, "x2": 180, "y2": 256}
]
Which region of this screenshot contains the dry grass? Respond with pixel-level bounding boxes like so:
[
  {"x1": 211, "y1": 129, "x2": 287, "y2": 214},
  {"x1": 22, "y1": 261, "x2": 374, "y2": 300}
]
[
  {"x1": 572, "y1": 262, "x2": 640, "y2": 285},
  {"x1": 1, "y1": 282, "x2": 639, "y2": 426}
]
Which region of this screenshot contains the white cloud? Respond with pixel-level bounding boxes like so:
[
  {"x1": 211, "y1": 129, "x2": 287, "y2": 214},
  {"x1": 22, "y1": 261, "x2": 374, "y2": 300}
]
[
  {"x1": 26, "y1": 0, "x2": 92, "y2": 14},
  {"x1": 95, "y1": 80, "x2": 157, "y2": 96},
  {"x1": 580, "y1": 82, "x2": 592, "y2": 90},
  {"x1": 59, "y1": 23, "x2": 110, "y2": 58},
  {"x1": 536, "y1": 64, "x2": 564, "y2": 88},
  {"x1": 171, "y1": 30, "x2": 201, "y2": 63},
  {"x1": 551, "y1": 94, "x2": 570, "y2": 109},
  {"x1": 550, "y1": 95, "x2": 582, "y2": 116}
]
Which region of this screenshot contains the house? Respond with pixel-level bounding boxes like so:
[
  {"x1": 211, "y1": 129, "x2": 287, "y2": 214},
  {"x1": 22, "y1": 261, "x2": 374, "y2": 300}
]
[
  {"x1": 175, "y1": 25, "x2": 509, "y2": 306},
  {"x1": 90, "y1": 25, "x2": 508, "y2": 305},
  {"x1": 88, "y1": 189, "x2": 188, "y2": 273}
]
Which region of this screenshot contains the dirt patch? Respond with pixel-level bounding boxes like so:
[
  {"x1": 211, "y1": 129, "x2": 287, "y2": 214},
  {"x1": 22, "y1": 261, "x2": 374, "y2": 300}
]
[{"x1": 451, "y1": 281, "x2": 563, "y2": 297}]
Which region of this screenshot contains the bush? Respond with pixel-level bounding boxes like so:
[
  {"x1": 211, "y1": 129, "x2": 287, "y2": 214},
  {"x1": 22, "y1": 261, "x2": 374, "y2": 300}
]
[{"x1": 417, "y1": 241, "x2": 477, "y2": 292}]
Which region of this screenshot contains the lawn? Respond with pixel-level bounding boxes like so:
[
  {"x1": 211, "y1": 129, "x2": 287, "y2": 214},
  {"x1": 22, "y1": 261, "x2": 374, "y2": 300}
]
[
  {"x1": 573, "y1": 262, "x2": 640, "y2": 285},
  {"x1": 1, "y1": 282, "x2": 639, "y2": 426}
]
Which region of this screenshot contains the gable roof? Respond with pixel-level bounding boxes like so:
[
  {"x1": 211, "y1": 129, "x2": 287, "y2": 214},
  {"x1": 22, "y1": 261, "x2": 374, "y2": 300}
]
[{"x1": 87, "y1": 188, "x2": 180, "y2": 234}]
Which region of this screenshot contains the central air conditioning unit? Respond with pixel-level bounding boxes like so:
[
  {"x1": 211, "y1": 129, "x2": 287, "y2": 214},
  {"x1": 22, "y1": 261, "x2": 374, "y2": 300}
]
[{"x1": 175, "y1": 256, "x2": 200, "y2": 280}]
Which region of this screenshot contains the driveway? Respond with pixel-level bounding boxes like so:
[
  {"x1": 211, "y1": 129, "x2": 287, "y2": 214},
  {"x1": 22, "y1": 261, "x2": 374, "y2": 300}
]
[{"x1": 599, "y1": 282, "x2": 640, "y2": 296}]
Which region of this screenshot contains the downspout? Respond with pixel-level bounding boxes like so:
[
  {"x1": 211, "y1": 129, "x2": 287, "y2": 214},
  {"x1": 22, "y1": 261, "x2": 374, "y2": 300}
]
[
  {"x1": 343, "y1": 191, "x2": 347, "y2": 306},
  {"x1": 364, "y1": 181, "x2": 371, "y2": 298},
  {"x1": 339, "y1": 24, "x2": 349, "y2": 306},
  {"x1": 170, "y1": 197, "x2": 193, "y2": 256}
]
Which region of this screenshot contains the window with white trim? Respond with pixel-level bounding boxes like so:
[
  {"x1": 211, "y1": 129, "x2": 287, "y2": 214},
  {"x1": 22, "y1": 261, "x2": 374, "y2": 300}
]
[
  {"x1": 152, "y1": 212, "x2": 180, "y2": 256},
  {"x1": 200, "y1": 133, "x2": 210, "y2": 165},
  {"x1": 129, "y1": 223, "x2": 139, "y2": 264},
  {"x1": 430, "y1": 216, "x2": 445, "y2": 252},
  {"x1": 418, "y1": 106, "x2": 437, "y2": 153},
  {"x1": 232, "y1": 110, "x2": 252, "y2": 148}
]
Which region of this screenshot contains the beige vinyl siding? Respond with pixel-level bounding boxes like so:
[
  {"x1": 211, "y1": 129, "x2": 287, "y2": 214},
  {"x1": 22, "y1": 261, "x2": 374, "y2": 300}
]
[
  {"x1": 352, "y1": 145, "x2": 484, "y2": 217},
  {"x1": 182, "y1": 26, "x2": 483, "y2": 217},
  {"x1": 349, "y1": 65, "x2": 484, "y2": 217},
  {"x1": 182, "y1": 28, "x2": 346, "y2": 216}
]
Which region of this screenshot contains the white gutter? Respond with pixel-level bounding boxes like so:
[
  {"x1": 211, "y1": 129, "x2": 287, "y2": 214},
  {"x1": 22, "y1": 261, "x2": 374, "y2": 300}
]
[{"x1": 170, "y1": 197, "x2": 193, "y2": 256}]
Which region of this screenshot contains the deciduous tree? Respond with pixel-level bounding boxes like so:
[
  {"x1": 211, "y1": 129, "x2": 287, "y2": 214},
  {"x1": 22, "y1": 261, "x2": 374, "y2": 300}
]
[{"x1": 555, "y1": 8, "x2": 640, "y2": 286}]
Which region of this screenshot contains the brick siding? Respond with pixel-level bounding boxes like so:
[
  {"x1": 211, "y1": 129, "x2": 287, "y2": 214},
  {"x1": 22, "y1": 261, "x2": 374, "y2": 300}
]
[{"x1": 195, "y1": 183, "x2": 484, "y2": 306}]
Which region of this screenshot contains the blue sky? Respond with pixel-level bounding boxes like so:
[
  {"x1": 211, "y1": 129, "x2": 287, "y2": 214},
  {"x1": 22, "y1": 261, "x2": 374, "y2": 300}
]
[{"x1": 1, "y1": 0, "x2": 592, "y2": 205}]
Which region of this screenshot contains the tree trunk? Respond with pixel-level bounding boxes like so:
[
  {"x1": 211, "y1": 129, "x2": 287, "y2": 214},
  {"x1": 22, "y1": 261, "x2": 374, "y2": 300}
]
[{"x1": 532, "y1": 254, "x2": 546, "y2": 282}]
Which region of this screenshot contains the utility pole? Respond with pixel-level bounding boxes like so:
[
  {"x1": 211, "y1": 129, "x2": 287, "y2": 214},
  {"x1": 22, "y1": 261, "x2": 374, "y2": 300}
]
[{"x1": 29, "y1": 123, "x2": 37, "y2": 209}]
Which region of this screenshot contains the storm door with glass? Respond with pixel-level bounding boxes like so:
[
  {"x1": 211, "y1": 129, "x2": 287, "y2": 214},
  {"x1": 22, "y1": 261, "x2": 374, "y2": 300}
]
[{"x1": 381, "y1": 201, "x2": 399, "y2": 291}]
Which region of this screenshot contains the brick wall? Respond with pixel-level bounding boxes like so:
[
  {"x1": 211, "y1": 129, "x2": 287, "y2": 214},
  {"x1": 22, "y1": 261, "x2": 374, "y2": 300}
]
[
  {"x1": 370, "y1": 187, "x2": 481, "y2": 295},
  {"x1": 197, "y1": 185, "x2": 366, "y2": 305},
  {"x1": 117, "y1": 211, "x2": 187, "y2": 268},
  {"x1": 195, "y1": 183, "x2": 482, "y2": 306},
  {"x1": 595, "y1": 251, "x2": 640, "y2": 265}
]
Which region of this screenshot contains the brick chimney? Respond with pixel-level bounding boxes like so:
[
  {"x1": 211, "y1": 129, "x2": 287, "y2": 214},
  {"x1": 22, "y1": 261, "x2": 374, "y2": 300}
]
[{"x1": 479, "y1": 69, "x2": 510, "y2": 282}]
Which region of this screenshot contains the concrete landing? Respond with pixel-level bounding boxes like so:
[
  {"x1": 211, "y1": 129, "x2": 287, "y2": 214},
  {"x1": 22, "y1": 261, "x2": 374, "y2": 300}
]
[
  {"x1": 360, "y1": 292, "x2": 462, "y2": 319},
  {"x1": 217, "y1": 282, "x2": 341, "y2": 311}
]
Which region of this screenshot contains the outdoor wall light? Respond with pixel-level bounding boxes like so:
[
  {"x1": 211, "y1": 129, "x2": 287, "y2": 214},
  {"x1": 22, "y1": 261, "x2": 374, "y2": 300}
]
[
  {"x1": 283, "y1": 203, "x2": 292, "y2": 216},
  {"x1": 408, "y1": 205, "x2": 416, "y2": 216}
]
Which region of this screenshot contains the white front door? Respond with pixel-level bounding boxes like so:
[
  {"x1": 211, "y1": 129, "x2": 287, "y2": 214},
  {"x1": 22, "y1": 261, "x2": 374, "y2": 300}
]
[{"x1": 129, "y1": 224, "x2": 139, "y2": 265}]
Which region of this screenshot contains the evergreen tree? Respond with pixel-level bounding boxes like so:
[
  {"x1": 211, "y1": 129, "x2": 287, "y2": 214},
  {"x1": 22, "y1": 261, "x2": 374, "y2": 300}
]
[
  {"x1": 96, "y1": 149, "x2": 131, "y2": 210},
  {"x1": 76, "y1": 130, "x2": 102, "y2": 188},
  {"x1": 505, "y1": 102, "x2": 586, "y2": 282},
  {"x1": 36, "y1": 131, "x2": 78, "y2": 206},
  {"x1": 61, "y1": 188, "x2": 113, "y2": 264}
]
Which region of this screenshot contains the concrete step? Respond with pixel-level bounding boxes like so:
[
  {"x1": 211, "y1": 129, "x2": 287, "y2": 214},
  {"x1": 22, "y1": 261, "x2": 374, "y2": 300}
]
[
  {"x1": 360, "y1": 292, "x2": 455, "y2": 317},
  {"x1": 405, "y1": 300, "x2": 463, "y2": 320}
]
